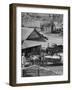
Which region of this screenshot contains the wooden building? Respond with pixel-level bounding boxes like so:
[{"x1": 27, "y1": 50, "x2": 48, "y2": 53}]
[
  {"x1": 41, "y1": 23, "x2": 51, "y2": 33},
  {"x1": 21, "y1": 27, "x2": 48, "y2": 61},
  {"x1": 22, "y1": 40, "x2": 41, "y2": 58}
]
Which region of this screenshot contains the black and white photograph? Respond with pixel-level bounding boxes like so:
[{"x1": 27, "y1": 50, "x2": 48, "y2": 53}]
[
  {"x1": 21, "y1": 12, "x2": 63, "y2": 77},
  {"x1": 9, "y1": 4, "x2": 70, "y2": 86}
]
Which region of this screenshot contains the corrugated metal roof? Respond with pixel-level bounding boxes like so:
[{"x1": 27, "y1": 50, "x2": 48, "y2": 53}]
[
  {"x1": 21, "y1": 27, "x2": 34, "y2": 40},
  {"x1": 22, "y1": 40, "x2": 43, "y2": 49}
]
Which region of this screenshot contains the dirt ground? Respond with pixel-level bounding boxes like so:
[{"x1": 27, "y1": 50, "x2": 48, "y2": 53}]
[
  {"x1": 46, "y1": 65, "x2": 63, "y2": 75},
  {"x1": 22, "y1": 65, "x2": 63, "y2": 77}
]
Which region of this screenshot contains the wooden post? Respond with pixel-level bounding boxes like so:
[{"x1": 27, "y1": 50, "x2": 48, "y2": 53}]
[{"x1": 37, "y1": 67, "x2": 40, "y2": 76}]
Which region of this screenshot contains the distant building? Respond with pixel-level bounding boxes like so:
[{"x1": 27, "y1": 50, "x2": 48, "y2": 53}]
[
  {"x1": 53, "y1": 22, "x2": 63, "y2": 33},
  {"x1": 41, "y1": 23, "x2": 52, "y2": 33}
]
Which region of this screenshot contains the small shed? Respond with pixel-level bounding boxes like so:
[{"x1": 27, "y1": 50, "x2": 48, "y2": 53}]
[{"x1": 22, "y1": 40, "x2": 42, "y2": 57}]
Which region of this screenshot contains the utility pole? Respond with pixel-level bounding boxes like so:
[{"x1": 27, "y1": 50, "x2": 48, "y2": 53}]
[{"x1": 50, "y1": 14, "x2": 55, "y2": 33}]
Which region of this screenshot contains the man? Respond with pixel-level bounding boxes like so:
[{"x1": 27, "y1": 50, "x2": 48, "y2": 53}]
[{"x1": 22, "y1": 52, "x2": 26, "y2": 68}]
